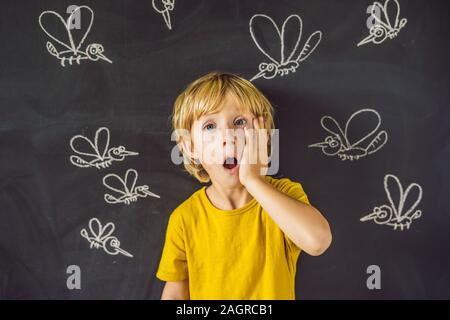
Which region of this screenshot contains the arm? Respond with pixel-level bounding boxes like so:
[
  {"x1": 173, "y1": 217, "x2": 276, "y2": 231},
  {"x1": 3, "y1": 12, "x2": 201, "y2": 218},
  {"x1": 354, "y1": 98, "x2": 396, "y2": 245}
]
[
  {"x1": 161, "y1": 279, "x2": 190, "y2": 300},
  {"x1": 245, "y1": 177, "x2": 332, "y2": 256},
  {"x1": 240, "y1": 117, "x2": 332, "y2": 256}
]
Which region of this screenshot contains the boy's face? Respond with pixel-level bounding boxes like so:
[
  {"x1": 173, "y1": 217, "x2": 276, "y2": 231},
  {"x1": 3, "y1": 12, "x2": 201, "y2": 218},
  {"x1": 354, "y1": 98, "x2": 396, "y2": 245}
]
[{"x1": 190, "y1": 92, "x2": 255, "y2": 187}]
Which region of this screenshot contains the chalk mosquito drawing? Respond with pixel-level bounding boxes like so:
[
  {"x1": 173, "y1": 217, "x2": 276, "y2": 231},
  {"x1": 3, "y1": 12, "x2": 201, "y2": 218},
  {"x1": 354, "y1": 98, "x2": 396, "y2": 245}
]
[
  {"x1": 308, "y1": 108, "x2": 388, "y2": 161},
  {"x1": 103, "y1": 169, "x2": 160, "y2": 205},
  {"x1": 249, "y1": 14, "x2": 322, "y2": 82},
  {"x1": 357, "y1": 0, "x2": 407, "y2": 47},
  {"x1": 360, "y1": 174, "x2": 423, "y2": 231},
  {"x1": 70, "y1": 127, "x2": 138, "y2": 169},
  {"x1": 152, "y1": 0, "x2": 175, "y2": 30},
  {"x1": 38, "y1": 5, "x2": 112, "y2": 66},
  {"x1": 81, "y1": 217, "x2": 133, "y2": 257}
]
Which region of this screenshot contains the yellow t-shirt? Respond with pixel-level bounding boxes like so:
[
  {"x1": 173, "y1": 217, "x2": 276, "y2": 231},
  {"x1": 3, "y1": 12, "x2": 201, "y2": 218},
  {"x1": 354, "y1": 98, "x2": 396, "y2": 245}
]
[{"x1": 156, "y1": 175, "x2": 311, "y2": 300}]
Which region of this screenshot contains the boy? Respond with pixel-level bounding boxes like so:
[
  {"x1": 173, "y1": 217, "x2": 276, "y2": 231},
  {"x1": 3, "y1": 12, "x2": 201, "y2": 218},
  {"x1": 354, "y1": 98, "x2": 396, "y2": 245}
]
[{"x1": 156, "y1": 72, "x2": 332, "y2": 299}]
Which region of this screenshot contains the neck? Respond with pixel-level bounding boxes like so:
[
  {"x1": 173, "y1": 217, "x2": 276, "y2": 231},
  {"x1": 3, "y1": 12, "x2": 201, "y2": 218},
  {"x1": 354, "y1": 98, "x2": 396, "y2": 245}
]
[{"x1": 206, "y1": 182, "x2": 253, "y2": 210}]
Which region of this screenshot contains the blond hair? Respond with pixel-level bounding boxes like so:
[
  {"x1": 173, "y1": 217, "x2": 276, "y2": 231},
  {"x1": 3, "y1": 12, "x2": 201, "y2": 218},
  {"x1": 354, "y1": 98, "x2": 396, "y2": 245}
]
[{"x1": 170, "y1": 71, "x2": 275, "y2": 183}]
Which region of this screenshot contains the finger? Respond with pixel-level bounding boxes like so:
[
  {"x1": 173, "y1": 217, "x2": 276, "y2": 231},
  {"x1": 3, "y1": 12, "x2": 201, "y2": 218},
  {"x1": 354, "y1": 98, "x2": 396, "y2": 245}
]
[
  {"x1": 256, "y1": 117, "x2": 265, "y2": 158},
  {"x1": 254, "y1": 117, "x2": 260, "y2": 130},
  {"x1": 261, "y1": 116, "x2": 267, "y2": 142},
  {"x1": 246, "y1": 125, "x2": 255, "y2": 166},
  {"x1": 254, "y1": 117, "x2": 261, "y2": 159},
  {"x1": 252, "y1": 118, "x2": 259, "y2": 163},
  {"x1": 254, "y1": 120, "x2": 260, "y2": 165},
  {"x1": 244, "y1": 124, "x2": 250, "y2": 142},
  {"x1": 257, "y1": 117, "x2": 268, "y2": 166},
  {"x1": 248, "y1": 121, "x2": 256, "y2": 164},
  {"x1": 258, "y1": 116, "x2": 267, "y2": 144},
  {"x1": 243, "y1": 126, "x2": 250, "y2": 164}
]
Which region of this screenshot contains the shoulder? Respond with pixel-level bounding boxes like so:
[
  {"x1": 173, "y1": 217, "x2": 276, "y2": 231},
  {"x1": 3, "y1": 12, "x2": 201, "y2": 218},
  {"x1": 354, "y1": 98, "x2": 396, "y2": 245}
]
[
  {"x1": 263, "y1": 175, "x2": 304, "y2": 191},
  {"x1": 168, "y1": 186, "x2": 205, "y2": 224},
  {"x1": 264, "y1": 175, "x2": 310, "y2": 205}
]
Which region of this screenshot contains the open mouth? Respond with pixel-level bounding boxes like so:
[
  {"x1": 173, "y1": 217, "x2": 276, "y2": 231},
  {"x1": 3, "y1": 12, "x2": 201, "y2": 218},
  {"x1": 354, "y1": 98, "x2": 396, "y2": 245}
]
[{"x1": 223, "y1": 157, "x2": 238, "y2": 170}]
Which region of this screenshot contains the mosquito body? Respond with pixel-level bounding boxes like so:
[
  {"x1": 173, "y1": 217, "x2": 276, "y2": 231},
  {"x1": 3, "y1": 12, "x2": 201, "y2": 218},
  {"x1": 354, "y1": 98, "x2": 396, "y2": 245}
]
[
  {"x1": 81, "y1": 218, "x2": 133, "y2": 257},
  {"x1": 309, "y1": 109, "x2": 388, "y2": 161},
  {"x1": 358, "y1": 0, "x2": 407, "y2": 47},
  {"x1": 39, "y1": 5, "x2": 112, "y2": 66},
  {"x1": 360, "y1": 174, "x2": 423, "y2": 231},
  {"x1": 70, "y1": 127, "x2": 138, "y2": 169},
  {"x1": 103, "y1": 169, "x2": 160, "y2": 205},
  {"x1": 249, "y1": 14, "x2": 322, "y2": 81}
]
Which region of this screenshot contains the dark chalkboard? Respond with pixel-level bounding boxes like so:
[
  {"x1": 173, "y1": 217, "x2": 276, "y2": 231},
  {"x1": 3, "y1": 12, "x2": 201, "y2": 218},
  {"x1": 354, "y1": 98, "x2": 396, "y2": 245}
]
[{"x1": 1, "y1": 0, "x2": 449, "y2": 299}]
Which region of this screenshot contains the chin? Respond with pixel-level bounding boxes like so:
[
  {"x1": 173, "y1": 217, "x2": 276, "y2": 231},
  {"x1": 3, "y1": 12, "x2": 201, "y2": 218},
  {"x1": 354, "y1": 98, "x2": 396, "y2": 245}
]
[{"x1": 209, "y1": 169, "x2": 243, "y2": 187}]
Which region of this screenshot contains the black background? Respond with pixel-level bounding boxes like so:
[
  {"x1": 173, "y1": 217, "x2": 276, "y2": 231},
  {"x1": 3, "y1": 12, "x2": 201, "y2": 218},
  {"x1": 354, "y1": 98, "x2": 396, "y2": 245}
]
[{"x1": 1, "y1": 0, "x2": 449, "y2": 299}]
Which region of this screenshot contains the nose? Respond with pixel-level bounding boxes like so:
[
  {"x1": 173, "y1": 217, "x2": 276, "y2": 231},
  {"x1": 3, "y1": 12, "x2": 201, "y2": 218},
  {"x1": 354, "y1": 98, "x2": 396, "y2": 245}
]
[{"x1": 222, "y1": 127, "x2": 236, "y2": 147}]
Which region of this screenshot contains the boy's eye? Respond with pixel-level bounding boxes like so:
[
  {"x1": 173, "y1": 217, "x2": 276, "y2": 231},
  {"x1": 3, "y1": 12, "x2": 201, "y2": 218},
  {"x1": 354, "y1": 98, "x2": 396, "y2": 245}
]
[
  {"x1": 203, "y1": 123, "x2": 216, "y2": 131},
  {"x1": 234, "y1": 118, "x2": 247, "y2": 127}
]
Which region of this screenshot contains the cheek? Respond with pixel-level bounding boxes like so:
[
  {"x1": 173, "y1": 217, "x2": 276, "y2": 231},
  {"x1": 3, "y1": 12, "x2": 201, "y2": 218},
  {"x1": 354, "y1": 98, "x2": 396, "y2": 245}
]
[{"x1": 197, "y1": 133, "x2": 223, "y2": 165}]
